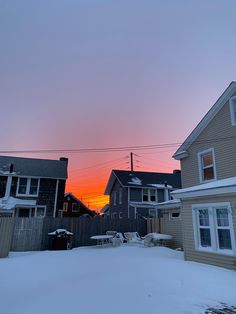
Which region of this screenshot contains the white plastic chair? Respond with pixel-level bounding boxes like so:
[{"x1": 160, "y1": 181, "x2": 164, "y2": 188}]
[{"x1": 124, "y1": 232, "x2": 142, "y2": 245}]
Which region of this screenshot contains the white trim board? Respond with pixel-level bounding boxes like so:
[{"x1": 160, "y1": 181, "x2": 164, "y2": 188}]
[{"x1": 173, "y1": 82, "x2": 236, "y2": 160}]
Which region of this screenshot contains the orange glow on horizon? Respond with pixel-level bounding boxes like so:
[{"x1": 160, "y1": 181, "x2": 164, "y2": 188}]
[{"x1": 65, "y1": 150, "x2": 180, "y2": 212}]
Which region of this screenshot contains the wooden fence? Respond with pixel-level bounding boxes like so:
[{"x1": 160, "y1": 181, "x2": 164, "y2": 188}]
[
  {"x1": 0, "y1": 217, "x2": 147, "y2": 255},
  {"x1": 0, "y1": 218, "x2": 15, "y2": 257}
]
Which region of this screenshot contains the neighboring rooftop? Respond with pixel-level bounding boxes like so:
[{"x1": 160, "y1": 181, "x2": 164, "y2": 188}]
[
  {"x1": 0, "y1": 155, "x2": 68, "y2": 179},
  {"x1": 105, "y1": 169, "x2": 181, "y2": 195}
]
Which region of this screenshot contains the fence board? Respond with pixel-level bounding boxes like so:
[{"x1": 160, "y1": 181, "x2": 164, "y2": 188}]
[{"x1": 0, "y1": 218, "x2": 14, "y2": 257}]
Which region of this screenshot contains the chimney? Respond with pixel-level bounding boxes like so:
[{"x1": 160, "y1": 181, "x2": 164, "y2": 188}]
[
  {"x1": 173, "y1": 169, "x2": 181, "y2": 174},
  {"x1": 59, "y1": 157, "x2": 68, "y2": 165},
  {"x1": 9, "y1": 163, "x2": 14, "y2": 173}
]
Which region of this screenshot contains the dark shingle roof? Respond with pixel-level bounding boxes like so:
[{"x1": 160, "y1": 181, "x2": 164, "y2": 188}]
[
  {"x1": 0, "y1": 156, "x2": 68, "y2": 179},
  {"x1": 104, "y1": 169, "x2": 181, "y2": 194}
]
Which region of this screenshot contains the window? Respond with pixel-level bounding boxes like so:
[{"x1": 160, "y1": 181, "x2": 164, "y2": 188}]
[
  {"x1": 113, "y1": 191, "x2": 117, "y2": 206},
  {"x1": 17, "y1": 178, "x2": 39, "y2": 196},
  {"x1": 16, "y1": 206, "x2": 46, "y2": 218},
  {"x1": 112, "y1": 212, "x2": 117, "y2": 219},
  {"x1": 192, "y1": 203, "x2": 235, "y2": 254},
  {"x1": 35, "y1": 207, "x2": 46, "y2": 217},
  {"x1": 142, "y1": 189, "x2": 157, "y2": 202},
  {"x1": 142, "y1": 189, "x2": 149, "y2": 201},
  {"x1": 119, "y1": 212, "x2": 123, "y2": 219},
  {"x1": 119, "y1": 188, "x2": 122, "y2": 204},
  {"x1": 229, "y1": 96, "x2": 236, "y2": 126},
  {"x1": 72, "y1": 203, "x2": 80, "y2": 212},
  {"x1": 63, "y1": 202, "x2": 68, "y2": 212},
  {"x1": 198, "y1": 149, "x2": 216, "y2": 182},
  {"x1": 170, "y1": 212, "x2": 181, "y2": 219}
]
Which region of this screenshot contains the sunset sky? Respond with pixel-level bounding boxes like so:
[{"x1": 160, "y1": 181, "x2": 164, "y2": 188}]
[{"x1": 1, "y1": 0, "x2": 236, "y2": 210}]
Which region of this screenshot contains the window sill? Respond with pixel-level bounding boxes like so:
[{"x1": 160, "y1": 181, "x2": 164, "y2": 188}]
[
  {"x1": 196, "y1": 247, "x2": 236, "y2": 256},
  {"x1": 16, "y1": 193, "x2": 38, "y2": 198}
]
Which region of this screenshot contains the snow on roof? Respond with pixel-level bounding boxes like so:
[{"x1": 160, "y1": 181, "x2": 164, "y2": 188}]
[
  {"x1": 128, "y1": 177, "x2": 142, "y2": 185},
  {"x1": 156, "y1": 199, "x2": 181, "y2": 209},
  {"x1": 148, "y1": 184, "x2": 173, "y2": 189},
  {"x1": 0, "y1": 197, "x2": 36, "y2": 211},
  {"x1": 172, "y1": 177, "x2": 236, "y2": 199}
]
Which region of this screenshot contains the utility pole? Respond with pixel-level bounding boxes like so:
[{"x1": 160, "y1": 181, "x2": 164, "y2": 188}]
[{"x1": 130, "y1": 152, "x2": 134, "y2": 171}]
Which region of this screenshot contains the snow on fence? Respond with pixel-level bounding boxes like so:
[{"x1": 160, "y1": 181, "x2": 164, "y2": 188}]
[{"x1": 0, "y1": 217, "x2": 147, "y2": 253}]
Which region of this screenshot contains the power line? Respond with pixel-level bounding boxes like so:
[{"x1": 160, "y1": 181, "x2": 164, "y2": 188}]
[{"x1": 1, "y1": 134, "x2": 236, "y2": 155}]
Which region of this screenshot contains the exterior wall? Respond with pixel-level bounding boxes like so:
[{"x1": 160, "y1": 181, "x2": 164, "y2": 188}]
[
  {"x1": 109, "y1": 180, "x2": 129, "y2": 219},
  {"x1": 56, "y1": 180, "x2": 66, "y2": 212},
  {"x1": 161, "y1": 208, "x2": 183, "y2": 249},
  {"x1": 181, "y1": 94, "x2": 236, "y2": 188},
  {"x1": 181, "y1": 194, "x2": 236, "y2": 270},
  {"x1": 130, "y1": 187, "x2": 142, "y2": 202},
  {"x1": 37, "y1": 178, "x2": 57, "y2": 216}
]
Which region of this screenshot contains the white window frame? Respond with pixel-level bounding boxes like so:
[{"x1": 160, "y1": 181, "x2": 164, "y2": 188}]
[
  {"x1": 119, "y1": 188, "x2": 122, "y2": 205},
  {"x1": 15, "y1": 206, "x2": 46, "y2": 218},
  {"x1": 35, "y1": 206, "x2": 46, "y2": 218},
  {"x1": 17, "y1": 177, "x2": 40, "y2": 197},
  {"x1": 72, "y1": 203, "x2": 79, "y2": 212},
  {"x1": 63, "y1": 202, "x2": 68, "y2": 212},
  {"x1": 142, "y1": 188, "x2": 157, "y2": 202},
  {"x1": 198, "y1": 148, "x2": 217, "y2": 183},
  {"x1": 229, "y1": 96, "x2": 236, "y2": 126},
  {"x1": 169, "y1": 211, "x2": 181, "y2": 220},
  {"x1": 192, "y1": 202, "x2": 236, "y2": 255}
]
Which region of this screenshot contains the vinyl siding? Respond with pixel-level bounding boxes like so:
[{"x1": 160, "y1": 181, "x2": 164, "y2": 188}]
[
  {"x1": 161, "y1": 208, "x2": 183, "y2": 249},
  {"x1": 181, "y1": 93, "x2": 236, "y2": 188},
  {"x1": 181, "y1": 195, "x2": 236, "y2": 270},
  {"x1": 109, "y1": 180, "x2": 129, "y2": 219}
]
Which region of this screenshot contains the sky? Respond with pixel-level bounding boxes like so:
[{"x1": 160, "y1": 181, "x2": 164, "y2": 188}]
[{"x1": 1, "y1": 0, "x2": 236, "y2": 210}]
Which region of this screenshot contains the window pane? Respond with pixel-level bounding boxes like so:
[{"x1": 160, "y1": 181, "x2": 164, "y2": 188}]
[
  {"x1": 218, "y1": 229, "x2": 232, "y2": 250},
  {"x1": 18, "y1": 178, "x2": 27, "y2": 194},
  {"x1": 202, "y1": 153, "x2": 213, "y2": 167},
  {"x1": 216, "y1": 208, "x2": 229, "y2": 226},
  {"x1": 200, "y1": 228, "x2": 211, "y2": 247},
  {"x1": 203, "y1": 167, "x2": 214, "y2": 180},
  {"x1": 36, "y1": 207, "x2": 45, "y2": 217},
  {"x1": 30, "y1": 179, "x2": 39, "y2": 195},
  {"x1": 171, "y1": 212, "x2": 180, "y2": 218},
  {"x1": 150, "y1": 190, "x2": 156, "y2": 202},
  {"x1": 18, "y1": 208, "x2": 30, "y2": 217},
  {"x1": 143, "y1": 189, "x2": 148, "y2": 201},
  {"x1": 199, "y1": 209, "x2": 209, "y2": 226}
]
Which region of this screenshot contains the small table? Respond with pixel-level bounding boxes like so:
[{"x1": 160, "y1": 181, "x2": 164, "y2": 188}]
[
  {"x1": 148, "y1": 233, "x2": 173, "y2": 246},
  {"x1": 90, "y1": 235, "x2": 114, "y2": 246}
]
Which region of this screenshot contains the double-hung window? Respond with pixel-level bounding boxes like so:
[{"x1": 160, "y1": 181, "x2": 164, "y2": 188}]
[
  {"x1": 198, "y1": 148, "x2": 216, "y2": 182},
  {"x1": 17, "y1": 178, "x2": 39, "y2": 196},
  {"x1": 192, "y1": 203, "x2": 235, "y2": 254},
  {"x1": 142, "y1": 189, "x2": 157, "y2": 202}
]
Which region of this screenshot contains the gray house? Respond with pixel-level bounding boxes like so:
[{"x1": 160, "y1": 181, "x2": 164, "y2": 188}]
[
  {"x1": 172, "y1": 81, "x2": 236, "y2": 270},
  {"x1": 104, "y1": 170, "x2": 181, "y2": 219},
  {"x1": 0, "y1": 156, "x2": 68, "y2": 218}
]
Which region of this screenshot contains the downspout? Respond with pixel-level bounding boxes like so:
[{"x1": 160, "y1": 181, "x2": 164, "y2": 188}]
[
  {"x1": 128, "y1": 187, "x2": 130, "y2": 219},
  {"x1": 53, "y1": 179, "x2": 59, "y2": 218}
]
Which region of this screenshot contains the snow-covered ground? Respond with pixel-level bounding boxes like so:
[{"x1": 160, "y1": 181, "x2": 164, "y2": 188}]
[{"x1": 0, "y1": 246, "x2": 236, "y2": 314}]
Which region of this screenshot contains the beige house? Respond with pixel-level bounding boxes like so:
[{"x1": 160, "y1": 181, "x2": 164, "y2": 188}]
[{"x1": 172, "y1": 81, "x2": 236, "y2": 270}]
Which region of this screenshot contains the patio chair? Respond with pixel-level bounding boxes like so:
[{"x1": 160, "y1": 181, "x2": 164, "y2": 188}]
[
  {"x1": 106, "y1": 230, "x2": 117, "y2": 237},
  {"x1": 124, "y1": 232, "x2": 142, "y2": 245},
  {"x1": 142, "y1": 234, "x2": 154, "y2": 247}
]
